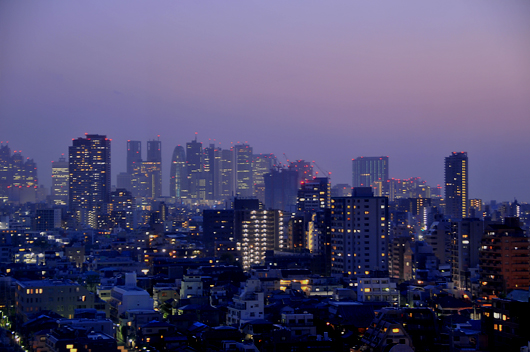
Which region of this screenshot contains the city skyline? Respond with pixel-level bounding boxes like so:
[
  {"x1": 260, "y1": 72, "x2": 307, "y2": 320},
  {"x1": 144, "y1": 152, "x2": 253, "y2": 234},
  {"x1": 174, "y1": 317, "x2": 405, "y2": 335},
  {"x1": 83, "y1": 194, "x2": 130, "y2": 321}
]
[{"x1": 1, "y1": 1, "x2": 530, "y2": 202}]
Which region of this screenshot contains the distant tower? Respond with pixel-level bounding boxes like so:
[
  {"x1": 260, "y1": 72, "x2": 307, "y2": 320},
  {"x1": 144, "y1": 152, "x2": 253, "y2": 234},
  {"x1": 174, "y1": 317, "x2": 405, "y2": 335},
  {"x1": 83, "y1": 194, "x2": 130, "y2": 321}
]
[
  {"x1": 218, "y1": 148, "x2": 234, "y2": 199},
  {"x1": 169, "y1": 145, "x2": 186, "y2": 198},
  {"x1": 234, "y1": 144, "x2": 253, "y2": 197},
  {"x1": 69, "y1": 134, "x2": 111, "y2": 228},
  {"x1": 126, "y1": 141, "x2": 142, "y2": 175},
  {"x1": 186, "y1": 138, "x2": 203, "y2": 200},
  {"x1": 352, "y1": 156, "x2": 389, "y2": 195},
  {"x1": 51, "y1": 155, "x2": 69, "y2": 206},
  {"x1": 444, "y1": 152, "x2": 468, "y2": 219},
  {"x1": 143, "y1": 140, "x2": 162, "y2": 198}
]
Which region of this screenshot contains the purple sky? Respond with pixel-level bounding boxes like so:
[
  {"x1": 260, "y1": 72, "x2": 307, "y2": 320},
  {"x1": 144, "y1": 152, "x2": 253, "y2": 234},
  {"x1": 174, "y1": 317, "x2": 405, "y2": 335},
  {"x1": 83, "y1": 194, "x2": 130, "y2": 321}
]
[{"x1": 1, "y1": 1, "x2": 529, "y2": 202}]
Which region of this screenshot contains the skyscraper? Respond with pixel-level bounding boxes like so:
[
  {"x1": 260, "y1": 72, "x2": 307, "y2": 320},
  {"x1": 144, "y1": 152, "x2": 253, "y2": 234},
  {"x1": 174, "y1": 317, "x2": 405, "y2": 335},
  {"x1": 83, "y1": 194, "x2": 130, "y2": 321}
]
[
  {"x1": 169, "y1": 145, "x2": 186, "y2": 199},
  {"x1": 143, "y1": 140, "x2": 162, "y2": 198},
  {"x1": 444, "y1": 152, "x2": 468, "y2": 219},
  {"x1": 51, "y1": 155, "x2": 69, "y2": 206},
  {"x1": 126, "y1": 141, "x2": 142, "y2": 175},
  {"x1": 234, "y1": 144, "x2": 253, "y2": 197},
  {"x1": 351, "y1": 156, "x2": 389, "y2": 195},
  {"x1": 186, "y1": 138, "x2": 203, "y2": 200},
  {"x1": 69, "y1": 134, "x2": 111, "y2": 228}
]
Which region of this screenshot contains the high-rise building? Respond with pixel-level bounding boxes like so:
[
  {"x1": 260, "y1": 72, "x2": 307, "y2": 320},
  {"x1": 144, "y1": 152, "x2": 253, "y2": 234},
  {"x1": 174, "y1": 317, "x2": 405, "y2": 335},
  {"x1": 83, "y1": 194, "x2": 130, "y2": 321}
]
[
  {"x1": 169, "y1": 145, "x2": 186, "y2": 199},
  {"x1": 108, "y1": 188, "x2": 135, "y2": 230},
  {"x1": 0, "y1": 143, "x2": 11, "y2": 202},
  {"x1": 252, "y1": 153, "x2": 276, "y2": 203},
  {"x1": 203, "y1": 144, "x2": 216, "y2": 200},
  {"x1": 297, "y1": 177, "x2": 331, "y2": 213},
  {"x1": 288, "y1": 160, "x2": 314, "y2": 183},
  {"x1": 444, "y1": 152, "x2": 468, "y2": 219},
  {"x1": 234, "y1": 144, "x2": 253, "y2": 197},
  {"x1": 264, "y1": 168, "x2": 299, "y2": 212},
  {"x1": 69, "y1": 134, "x2": 111, "y2": 228},
  {"x1": 479, "y1": 217, "x2": 529, "y2": 299},
  {"x1": 352, "y1": 156, "x2": 389, "y2": 195},
  {"x1": 235, "y1": 208, "x2": 281, "y2": 270},
  {"x1": 451, "y1": 218, "x2": 484, "y2": 291},
  {"x1": 186, "y1": 139, "x2": 203, "y2": 200},
  {"x1": 126, "y1": 141, "x2": 142, "y2": 175},
  {"x1": 218, "y1": 148, "x2": 234, "y2": 200},
  {"x1": 51, "y1": 156, "x2": 69, "y2": 206},
  {"x1": 330, "y1": 187, "x2": 389, "y2": 276},
  {"x1": 144, "y1": 140, "x2": 162, "y2": 198}
]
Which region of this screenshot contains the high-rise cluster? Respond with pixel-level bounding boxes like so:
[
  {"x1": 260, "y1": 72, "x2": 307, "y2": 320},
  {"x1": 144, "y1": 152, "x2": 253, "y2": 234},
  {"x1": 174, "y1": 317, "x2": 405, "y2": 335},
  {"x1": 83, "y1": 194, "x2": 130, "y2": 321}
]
[{"x1": 0, "y1": 142, "x2": 39, "y2": 204}]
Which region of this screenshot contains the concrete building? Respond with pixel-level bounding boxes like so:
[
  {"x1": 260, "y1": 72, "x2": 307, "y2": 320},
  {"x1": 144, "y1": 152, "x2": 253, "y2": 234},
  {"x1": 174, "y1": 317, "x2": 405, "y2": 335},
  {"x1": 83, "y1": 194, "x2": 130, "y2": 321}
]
[
  {"x1": 357, "y1": 277, "x2": 399, "y2": 305},
  {"x1": 108, "y1": 272, "x2": 154, "y2": 321},
  {"x1": 330, "y1": 188, "x2": 389, "y2": 276},
  {"x1": 227, "y1": 279, "x2": 264, "y2": 328},
  {"x1": 15, "y1": 280, "x2": 97, "y2": 321},
  {"x1": 479, "y1": 218, "x2": 529, "y2": 299}
]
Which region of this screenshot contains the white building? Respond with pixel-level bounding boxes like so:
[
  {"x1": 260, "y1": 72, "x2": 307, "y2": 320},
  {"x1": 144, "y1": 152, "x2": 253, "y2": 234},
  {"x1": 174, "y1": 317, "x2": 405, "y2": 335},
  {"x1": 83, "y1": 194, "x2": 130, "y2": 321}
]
[
  {"x1": 179, "y1": 275, "x2": 204, "y2": 299},
  {"x1": 227, "y1": 279, "x2": 264, "y2": 328},
  {"x1": 108, "y1": 272, "x2": 153, "y2": 320}
]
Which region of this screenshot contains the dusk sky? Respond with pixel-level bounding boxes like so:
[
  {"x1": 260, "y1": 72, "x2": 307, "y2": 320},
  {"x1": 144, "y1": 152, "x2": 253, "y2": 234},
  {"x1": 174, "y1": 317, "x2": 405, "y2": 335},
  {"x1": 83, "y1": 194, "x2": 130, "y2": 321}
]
[{"x1": 1, "y1": 1, "x2": 529, "y2": 202}]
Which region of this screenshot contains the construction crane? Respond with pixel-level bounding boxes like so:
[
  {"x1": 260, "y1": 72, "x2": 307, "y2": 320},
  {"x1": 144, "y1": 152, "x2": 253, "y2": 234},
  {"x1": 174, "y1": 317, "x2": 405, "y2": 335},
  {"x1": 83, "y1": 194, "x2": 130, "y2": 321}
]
[{"x1": 312, "y1": 160, "x2": 331, "y2": 181}]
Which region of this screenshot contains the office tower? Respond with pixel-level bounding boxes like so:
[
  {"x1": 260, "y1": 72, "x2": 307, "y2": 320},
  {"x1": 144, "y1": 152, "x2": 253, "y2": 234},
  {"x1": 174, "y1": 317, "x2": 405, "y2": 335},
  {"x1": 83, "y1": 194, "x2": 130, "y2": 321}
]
[
  {"x1": 169, "y1": 145, "x2": 186, "y2": 199},
  {"x1": 330, "y1": 187, "x2": 389, "y2": 276},
  {"x1": 352, "y1": 156, "x2": 389, "y2": 195},
  {"x1": 218, "y1": 148, "x2": 234, "y2": 200},
  {"x1": 297, "y1": 177, "x2": 331, "y2": 213},
  {"x1": 264, "y1": 167, "x2": 299, "y2": 212},
  {"x1": 109, "y1": 188, "x2": 135, "y2": 230},
  {"x1": 126, "y1": 141, "x2": 142, "y2": 175},
  {"x1": 0, "y1": 144, "x2": 39, "y2": 203},
  {"x1": 479, "y1": 217, "x2": 529, "y2": 299},
  {"x1": 253, "y1": 154, "x2": 276, "y2": 203},
  {"x1": 186, "y1": 138, "x2": 203, "y2": 200},
  {"x1": 451, "y1": 218, "x2": 484, "y2": 291},
  {"x1": 51, "y1": 156, "x2": 69, "y2": 206},
  {"x1": 444, "y1": 152, "x2": 468, "y2": 219},
  {"x1": 203, "y1": 144, "x2": 215, "y2": 200},
  {"x1": 147, "y1": 140, "x2": 161, "y2": 162},
  {"x1": 69, "y1": 134, "x2": 111, "y2": 228},
  {"x1": 116, "y1": 172, "x2": 132, "y2": 191},
  {"x1": 234, "y1": 144, "x2": 253, "y2": 197},
  {"x1": 141, "y1": 140, "x2": 162, "y2": 198},
  {"x1": 0, "y1": 143, "x2": 10, "y2": 202},
  {"x1": 288, "y1": 160, "x2": 314, "y2": 182}
]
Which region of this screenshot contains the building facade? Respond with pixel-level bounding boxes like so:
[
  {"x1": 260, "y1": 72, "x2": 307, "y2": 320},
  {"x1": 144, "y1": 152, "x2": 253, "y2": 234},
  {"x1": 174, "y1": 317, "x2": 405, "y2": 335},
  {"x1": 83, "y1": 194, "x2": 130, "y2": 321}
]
[{"x1": 444, "y1": 152, "x2": 468, "y2": 219}]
